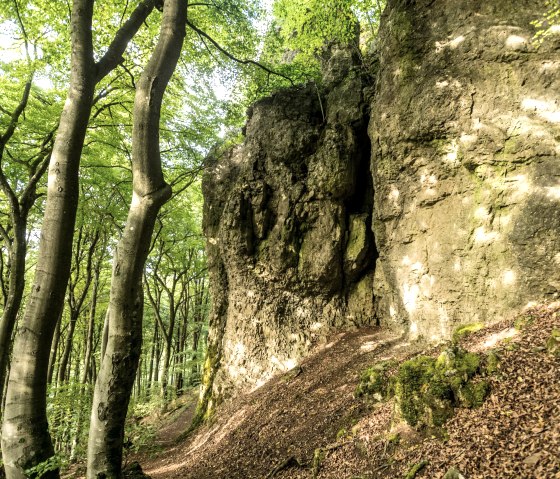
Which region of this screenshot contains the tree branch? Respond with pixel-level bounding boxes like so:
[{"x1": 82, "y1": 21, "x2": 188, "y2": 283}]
[
  {"x1": 20, "y1": 128, "x2": 56, "y2": 211},
  {"x1": 95, "y1": 0, "x2": 159, "y2": 82},
  {"x1": 0, "y1": 76, "x2": 34, "y2": 215},
  {"x1": 186, "y1": 19, "x2": 295, "y2": 86}
]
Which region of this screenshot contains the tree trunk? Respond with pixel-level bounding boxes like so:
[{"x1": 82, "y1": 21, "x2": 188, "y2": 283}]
[
  {"x1": 147, "y1": 322, "x2": 158, "y2": 393},
  {"x1": 57, "y1": 311, "x2": 79, "y2": 383},
  {"x1": 0, "y1": 2, "x2": 96, "y2": 476},
  {"x1": 47, "y1": 312, "x2": 62, "y2": 385},
  {"x1": 0, "y1": 75, "x2": 48, "y2": 405},
  {"x1": 0, "y1": 216, "x2": 26, "y2": 404},
  {"x1": 81, "y1": 260, "x2": 101, "y2": 384},
  {"x1": 86, "y1": 1, "x2": 186, "y2": 476},
  {"x1": 0, "y1": 1, "x2": 156, "y2": 476},
  {"x1": 160, "y1": 335, "x2": 173, "y2": 400},
  {"x1": 159, "y1": 292, "x2": 176, "y2": 401}
]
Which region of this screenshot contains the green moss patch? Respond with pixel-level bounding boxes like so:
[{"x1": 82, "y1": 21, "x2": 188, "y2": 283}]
[
  {"x1": 396, "y1": 348, "x2": 490, "y2": 427},
  {"x1": 452, "y1": 322, "x2": 484, "y2": 344},
  {"x1": 355, "y1": 360, "x2": 395, "y2": 400},
  {"x1": 358, "y1": 347, "x2": 492, "y2": 429}
]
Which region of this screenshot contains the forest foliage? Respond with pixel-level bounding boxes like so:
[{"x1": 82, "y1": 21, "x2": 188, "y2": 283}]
[{"x1": 0, "y1": 0, "x2": 384, "y2": 476}]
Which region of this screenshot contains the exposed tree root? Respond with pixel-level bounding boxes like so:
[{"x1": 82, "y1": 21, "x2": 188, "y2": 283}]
[
  {"x1": 265, "y1": 456, "x2": 302, "y2": 478},
  {"x1": 311, "y1": 441, "x2": 354, "y2": 478}
]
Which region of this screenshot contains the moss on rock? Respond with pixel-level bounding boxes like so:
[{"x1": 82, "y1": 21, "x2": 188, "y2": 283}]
[
  {"x1": 394, "y1": 347, "x2": 490, "y2": 427},
  {"x1": 359, "y1": 346, "x2": 491, "y2": 429},
  {"x1": 355, "y1": 361, "x2": 395, "y2": 400}
]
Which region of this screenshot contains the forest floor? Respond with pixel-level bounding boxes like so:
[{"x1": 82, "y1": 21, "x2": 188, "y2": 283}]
[{"x1": 136, "y1": 302, "x2": 560, "y2": 479}]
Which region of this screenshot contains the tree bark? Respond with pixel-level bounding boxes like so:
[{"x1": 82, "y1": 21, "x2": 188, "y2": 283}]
[
  {"x1": 0, "y1": 1, "x2": 157, "y2": 477},
  {"x1": 1, "y1": 2, "x2": 96, "y2": 476},
  {"x1": 0, "y1": 76, "x2": 53, "y2": 408},
  {"x1": 86, "y1": 1, "x2": 186, "y2": 476}
]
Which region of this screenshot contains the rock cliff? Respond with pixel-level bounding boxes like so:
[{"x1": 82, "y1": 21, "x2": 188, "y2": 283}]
[
  {"x1": 371, "y1": 0, "x2": 560, "y2": 339},
  {"x1": 201, "y1": 45, "x2": 375, "y2": 406},
  {"x1": 200, "y1": 0, "x2": 560, "y2": 411}
]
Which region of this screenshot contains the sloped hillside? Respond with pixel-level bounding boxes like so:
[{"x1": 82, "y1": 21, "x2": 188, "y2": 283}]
[{"x1": 141, "y1": 303, "x2": 560, "y2": 479}]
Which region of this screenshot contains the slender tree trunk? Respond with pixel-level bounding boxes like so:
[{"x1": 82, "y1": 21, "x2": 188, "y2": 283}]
[
  {"x1": 0, "y1": 75, "x2": 48, "y2": 405},
  {"x1": 1, "y1": 1, "x2": 156, "y2": 476},
  {"x1": 135, "y1": 358, "x2": 143, "y2": 398},
  {"x1": 159, "y1": 299, "x2": 175, "y2": 401},
  {"x1": 81, "y1": 261, "x2": 101, "y2": 384},
  {"x1": 160, "y1": 336, "x2": 172, "y2": 400},
  {"x1": 47, "y1": 312, "x2": 62, "y2": 385},
  {"x1": 57, "y1": 312, "x2": 79, "y2": 383},
  {"x1": 0, "y1": 216, "x2": 26, "y2": 406},
  {"x1": 1, "y1": 2, "x2": 96, "y2": 475},
  {"x1": 147, "y1": 322, "x2": 158, "y2": 393},
  {"x1": 154, "y1": 334, "x2": 162, "y2": 385},
  {"x1": 87, "y1": 1, "x2": 186, "y2": 475},
  {"x1": 59, "y1": 227, "x2": 98, "y2": 383},
  {"x1": 0, "y1": 221, "x2": 27, "y2": 408}
]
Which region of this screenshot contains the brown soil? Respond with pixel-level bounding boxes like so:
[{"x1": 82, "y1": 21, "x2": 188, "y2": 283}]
[{"x1": 141, "y1": 303, "x2": 560, "y2": 479}]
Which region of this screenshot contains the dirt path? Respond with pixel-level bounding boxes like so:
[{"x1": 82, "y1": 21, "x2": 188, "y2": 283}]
[
  {"x1": 142, "y1": 327, "x2": 412, "y2": 479},
  {"x1": 141, "y1": 303, "x2": 560, "y2": 479}
]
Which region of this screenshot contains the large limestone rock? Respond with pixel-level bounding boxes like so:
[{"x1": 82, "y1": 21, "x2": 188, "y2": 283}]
[
  {"x1": 202, "y1": 46, "x2": 375, "y2": 404},
  {"x1": 371, "y1": 0, "x2": 560, "y2": 339},
  {"x1": 199, "y1": 0, "x2": 560, "y2": 410}
]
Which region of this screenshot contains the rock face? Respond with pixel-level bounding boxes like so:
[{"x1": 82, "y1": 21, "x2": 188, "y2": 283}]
[
  {"x1": 200, "y1": 0, "x2": 560, "y2": 408},
  {"x1": 201, "y1": 45, "x2": 375, "y2": 404},
  {"x1": 371, "y1": 0, "x2": 560, "y2": 339}
]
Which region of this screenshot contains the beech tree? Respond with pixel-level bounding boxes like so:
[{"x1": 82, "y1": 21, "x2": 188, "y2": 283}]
[
  {"x1": 1, "y1": 1, "x2": 158, "y2": 477},
  {"x1": 0, "y1": 75, "x2": 54, "y2": 402},
  {"x1": 86, "y1": 0, "x2": 187, "y2": 475}
]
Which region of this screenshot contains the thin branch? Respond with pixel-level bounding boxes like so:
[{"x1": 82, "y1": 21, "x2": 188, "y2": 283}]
[
  {"x1": 13, "y1": 0, "x2": 31, "y2": 62},
  {"x1": 186, "y1": 19, "x2": 295, "y2": 86},
  {"x1": 0, "y1": 77, "x2": 33, "y2": 146},
  {"x1": 118, "y1": 61, "x2": 137, "y2": 89},
  {"x1": 19, "y1": 126, "x2": 56, "y2": 209},
  {"x1": 0, "y1": 76, "x2": 34, "y2": 214},
  {"x1": 0, "y1": 223, "x2": 12, "y2": 250}
]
